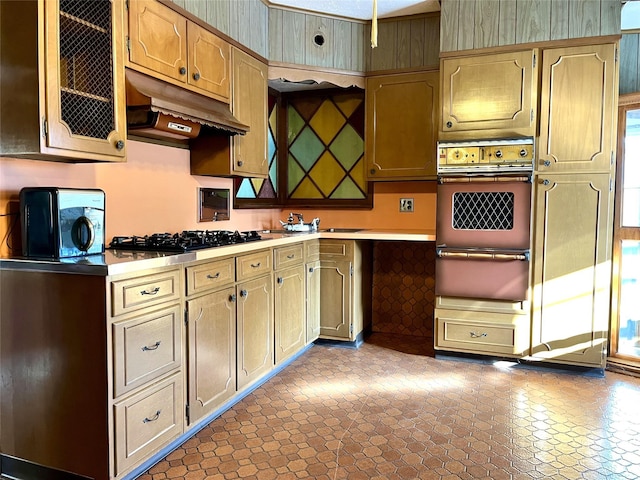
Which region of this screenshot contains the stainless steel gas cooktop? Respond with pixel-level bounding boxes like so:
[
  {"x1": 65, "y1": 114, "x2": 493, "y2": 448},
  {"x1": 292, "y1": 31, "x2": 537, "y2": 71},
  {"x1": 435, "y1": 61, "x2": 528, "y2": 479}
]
[{"x1": 109, "y1": 230, "x2": 262, "y2": 253}]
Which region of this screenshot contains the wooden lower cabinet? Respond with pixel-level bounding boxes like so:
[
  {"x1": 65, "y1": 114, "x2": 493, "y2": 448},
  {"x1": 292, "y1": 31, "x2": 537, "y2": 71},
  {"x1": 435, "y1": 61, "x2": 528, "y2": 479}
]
[
  {"x1": 274, "y1": 244, "x2": 306, "y2": 364},
  {"x1": 316, "y1": 240, "x2": 372, "y2": 342},
  {"x1": 435, "y1": 297, "x2": 531, "y2": 357},
  {"x1": 186, "y1": 287, "x2": 236, "y2": 425},
  {"x1": 113, "y1": 373, "x2": 183, "y2": 475},
  {"x1": 236, "y1": 274, "x2": 274, "y2": 390},
  {"x1": 530, "y1": 173, "x2": 614, "y2": 367},
  {"x1": 306, "y1": 259, "x2": 321, "y2": 343}
]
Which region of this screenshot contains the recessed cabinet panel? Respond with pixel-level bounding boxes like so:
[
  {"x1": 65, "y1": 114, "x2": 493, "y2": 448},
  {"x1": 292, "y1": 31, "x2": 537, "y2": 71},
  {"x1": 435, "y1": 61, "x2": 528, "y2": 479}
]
[
  {"x1": 274, "y1": 265, "x2": 306, "y2": 364},
  {"x1": 318, "y1": 259, "x2": 352, "y2": 339},
  {"x1": 187, "y1": 22, "x2": 230, "y2": 100},
  {"x1": 538, "y1": 44, "x2": 617, "y2": 173},
  {"x1": 232, "y1": 47, "x2": 269, "y2": 177},
  {"x1": 531, "y1": 173, "x2": 613, "y2": 367},
  {"x1": 440, "y1": 49, "x2": 538, "y2": 140},
  {"x1": 187, "y1": 287, "x2": 236, "y2": 424},
  {"x1": 127, "y1": 0, "x2": 187, "y2": 82},
  {"x1": 366, "y1": 71, "x2": 439, "y2": 180}
]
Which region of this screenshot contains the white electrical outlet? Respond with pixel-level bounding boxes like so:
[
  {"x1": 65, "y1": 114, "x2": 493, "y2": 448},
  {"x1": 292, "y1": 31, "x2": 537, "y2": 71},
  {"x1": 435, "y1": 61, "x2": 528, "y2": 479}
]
[{"x1": 400, "y1": 198, "x2": 414, "y2": 212}]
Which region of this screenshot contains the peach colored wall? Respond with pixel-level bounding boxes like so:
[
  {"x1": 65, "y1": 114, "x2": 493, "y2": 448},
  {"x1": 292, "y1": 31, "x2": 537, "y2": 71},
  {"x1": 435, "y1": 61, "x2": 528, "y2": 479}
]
[
  {"x1": 290, "y1": 182, "x2": 437, "y2": 231},
  {"x1": 0, "y1": 141, "x2": 281, "y2": 257},
  {"x1": 0, "y1": 140, "x2": 437, "y2": 257}
]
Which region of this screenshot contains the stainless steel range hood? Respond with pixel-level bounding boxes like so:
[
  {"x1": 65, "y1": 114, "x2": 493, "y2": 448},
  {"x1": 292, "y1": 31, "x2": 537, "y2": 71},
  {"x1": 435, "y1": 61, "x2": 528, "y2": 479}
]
[{"x1": 125, "y1": 69, "x2": 249, "y2": 143}]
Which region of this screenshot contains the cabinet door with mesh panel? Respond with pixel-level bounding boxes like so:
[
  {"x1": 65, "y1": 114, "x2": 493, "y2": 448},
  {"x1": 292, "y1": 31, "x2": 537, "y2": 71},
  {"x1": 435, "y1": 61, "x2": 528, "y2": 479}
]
[{"x1": 44, "y1": 0, "x2": 126, "y2": 159}]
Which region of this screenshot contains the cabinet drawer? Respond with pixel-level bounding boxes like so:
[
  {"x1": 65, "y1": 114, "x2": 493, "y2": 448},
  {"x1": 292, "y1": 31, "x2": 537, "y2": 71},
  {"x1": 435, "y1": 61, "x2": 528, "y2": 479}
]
[
  {"x1": 435, "y1": 308, "x2": 529, "y2": 357},
  {"x1": 436, "y1": 296, "x2": 529, "y2": 315},
  {"x1": 274, "y1": 243, "x2": 304, "y2": 270},
  {"x1": 236, "y1": 250, "x2": 272, "y2": 281},
  {"x1": 111, "y1": 268, "x2": 181, "y2": 317},
  {"x1": 319, "y1": 240, "x2": 353, "y2": 260},
  {"x1": 114, "y1": 373, "x2": 183, "y2": 476},
  {"x1": 186, "y1": 257, "x2": 235, "y2": 296},
  {"x1": 113, "y1": 305, "x2": 182, "y2": 397}
]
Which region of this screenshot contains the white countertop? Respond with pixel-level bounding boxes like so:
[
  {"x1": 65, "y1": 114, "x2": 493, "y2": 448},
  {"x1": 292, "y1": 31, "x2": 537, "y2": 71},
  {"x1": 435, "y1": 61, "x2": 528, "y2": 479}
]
[{"x1": 0, "y1": 229, "x2": 436, "y2": 276}]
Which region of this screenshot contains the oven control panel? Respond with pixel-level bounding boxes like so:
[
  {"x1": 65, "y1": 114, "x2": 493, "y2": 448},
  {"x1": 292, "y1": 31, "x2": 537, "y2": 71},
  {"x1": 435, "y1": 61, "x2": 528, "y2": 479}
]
[{"x1": 438, "y1": 138, "x2": 534, "y2": 173}]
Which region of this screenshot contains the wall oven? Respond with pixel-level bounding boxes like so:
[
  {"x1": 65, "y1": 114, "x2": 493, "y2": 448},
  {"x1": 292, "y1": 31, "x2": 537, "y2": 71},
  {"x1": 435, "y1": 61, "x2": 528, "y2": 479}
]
[{"x1": 436, "y1": 139, "x2": 534, "y2": 302}]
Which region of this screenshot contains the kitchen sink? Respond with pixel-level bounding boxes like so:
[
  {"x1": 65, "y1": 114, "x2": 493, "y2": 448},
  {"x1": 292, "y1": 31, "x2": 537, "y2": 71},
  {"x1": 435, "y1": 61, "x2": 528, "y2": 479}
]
[{"x1": 322, "y1": 228, "x2": 363, "y2": 233}]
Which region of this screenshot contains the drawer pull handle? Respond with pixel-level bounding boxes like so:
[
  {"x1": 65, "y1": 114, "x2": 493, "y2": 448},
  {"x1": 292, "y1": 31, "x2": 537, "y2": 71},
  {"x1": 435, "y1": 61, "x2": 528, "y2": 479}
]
[
  {"x1": 250, "y1": 262, "x2": 261, "y2": 268},
  {"x1": 286, "y1": 254, "x2": 295, "y2": 259},
  {"x1": 470, "y1": 332, "x2": 488, "y2": 338},
  {"x1": 141, "y1": 287, "x2": 160, "y2": 296},
  {"x1": 142, "y1": 341, "x2": 161, "y2": 352},
  {"x1": 207, "y1": 272, "x2": 220, "y2": 280},
  {"x1": 143, "y1": 410, "x2": 161, "y2": 423}
]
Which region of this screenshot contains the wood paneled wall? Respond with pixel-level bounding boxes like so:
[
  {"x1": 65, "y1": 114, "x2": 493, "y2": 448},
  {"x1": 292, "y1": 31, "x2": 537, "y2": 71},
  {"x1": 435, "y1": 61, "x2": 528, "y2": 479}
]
[
  {"x1": 621, "y1": 34, "x2": 640, "y2": 94},
  {"x1": 364, "y1": 14, "x2": 440, "y2": 72},
  {"x1": 171, "y1": 0, "x2": 269, "y2": 58},
  {"x1": 268, "y1": 8, "x2": 365, "y2": 71},
  {"x1": 440, "y1": 0, "x2": 621, "y2": 52}
]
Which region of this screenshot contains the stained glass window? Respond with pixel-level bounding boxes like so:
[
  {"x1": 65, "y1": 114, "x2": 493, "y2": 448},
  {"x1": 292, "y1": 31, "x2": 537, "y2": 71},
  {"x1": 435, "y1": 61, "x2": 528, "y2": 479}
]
[{"x1": 234, "y1": 90, "x2": 371, "y2": 208}]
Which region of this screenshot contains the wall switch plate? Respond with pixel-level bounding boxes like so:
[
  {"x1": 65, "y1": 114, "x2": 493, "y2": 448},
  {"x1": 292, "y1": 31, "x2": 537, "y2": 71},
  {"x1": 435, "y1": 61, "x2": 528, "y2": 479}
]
[{"x1": 400, "y1": 198, "x2": 414, "y2": 212}]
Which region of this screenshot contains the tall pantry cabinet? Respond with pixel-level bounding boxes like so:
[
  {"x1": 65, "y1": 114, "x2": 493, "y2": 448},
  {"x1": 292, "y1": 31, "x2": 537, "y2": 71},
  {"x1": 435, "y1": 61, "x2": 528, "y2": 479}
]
[{"x1": 530, "y1": 43, "x2": 618, "y2": 368}]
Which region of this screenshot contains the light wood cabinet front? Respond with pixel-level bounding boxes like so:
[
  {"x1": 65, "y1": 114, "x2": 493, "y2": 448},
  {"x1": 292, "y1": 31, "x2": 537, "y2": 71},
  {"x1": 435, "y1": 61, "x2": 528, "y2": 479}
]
[
  {"x1": 231, "y1": 47, "x2": 269, "y2": 177},
  {"x1": 187, "y1": 22, "x2": 230, "y2": 100},
  {"x1": 274, "y1": 265, "x2": 306, "y2": 364},
  {"x1": 530, "y1": 173, "x2": 613, "y2": 367},
  {"x1": 1, "y1": 0, "x2": 126, "y2": 161},
  {"x1": 237, "y1": 275, "x2": 273, "y2": 390},
  {"x1": 318, "y1": 259, "x2": 352, "y2": 340},
  {"x1": 366, "y1": 71, "x2": 439, "y2": 180},
  {"x1": 127, "y1": 0, "x2": 230, "y2": 101},
  {"x1": 127, "y1": 0, "x2": 187, "y2": 83},
  {"x1": 538, "y1": 43, "x2": 617, "y2": 173},
  {"x1": 114, "y1": 373, "x2": 183, "y2": 476},
  {"x1": 440, "y1": 49, "x2": 538, "y2": 140},
  {"x1": 113, "y1": 305, "x2": 182, "y2": 397},
  {"x1": 306, "y1": 260, "x2": 321, "y2": 344},
  {"x1": 186, "y1": 287, "x2": 236, "y2": 424}
]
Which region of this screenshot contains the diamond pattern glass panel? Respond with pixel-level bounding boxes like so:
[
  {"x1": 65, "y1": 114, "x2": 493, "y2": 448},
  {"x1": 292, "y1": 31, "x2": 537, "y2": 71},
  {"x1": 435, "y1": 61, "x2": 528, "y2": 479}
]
[
  {"x1": 59, "y1": 0, "x2": 114, "y2": 139},
  {"x1": 452, "y1": 192, "x2": 514, "y2": 230}
]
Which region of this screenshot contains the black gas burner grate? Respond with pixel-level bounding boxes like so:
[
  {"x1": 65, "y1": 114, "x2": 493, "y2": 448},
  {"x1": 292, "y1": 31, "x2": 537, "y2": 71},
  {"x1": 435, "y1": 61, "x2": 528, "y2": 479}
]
[{"x1": 109, "y1": 230, "x2": 262, "y2": 252}]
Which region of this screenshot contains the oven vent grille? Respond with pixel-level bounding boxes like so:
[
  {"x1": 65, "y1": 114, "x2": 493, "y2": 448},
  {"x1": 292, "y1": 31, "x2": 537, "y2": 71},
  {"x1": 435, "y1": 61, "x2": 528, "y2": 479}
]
[{"x1": 452, "y1": 192, "x2": 514, "y2": 230}]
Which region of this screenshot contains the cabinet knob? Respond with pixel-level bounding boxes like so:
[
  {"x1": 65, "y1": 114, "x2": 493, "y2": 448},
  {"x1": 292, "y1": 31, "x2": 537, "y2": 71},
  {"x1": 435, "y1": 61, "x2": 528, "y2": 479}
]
[
  {"x1": 308, "y1": 267, "x2": 314, "y2": 273},
  {"x1": 179, "y1": 67, "x2": 187, "y2": 75},
  {"x1": 370, "y1": 169, "x2": 376, "y2": 175},
  {"x1": 115, "y1": 140, "x2": 125, "y2": 150},
  {"x1": 446, "y1": 121, "x2": 453, "y2": 128},
  {"x1": 277, "y1": 277, "x2": 283, "y2": 284},
  {"x1": 240, "y1": 289, "x2": 248, "y2": 297},
  {"x1": 541, "y1": 179, "x2": 550, "y2": 186},
  {"x1": 229, "y1": 293, "x2": 236, "y2": 302},
  {"x1": 542, "y1": 160, "x2": 551, "y2": 167},
  {"x1": 237, "y1": 160, "x2": 244, "y2": 167},
  {"x1": 193, "y1": 72, "x2": 200, "y2": 81}
]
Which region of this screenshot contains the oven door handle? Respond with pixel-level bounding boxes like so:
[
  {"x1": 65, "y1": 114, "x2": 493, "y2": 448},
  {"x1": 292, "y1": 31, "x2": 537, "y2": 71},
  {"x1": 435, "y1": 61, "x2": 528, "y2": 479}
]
[
  {"x1": 438, "y1": 175, "x2": 531, "y2": 184},
  {"x1": 436, "y1": 249, "x2": 530, "y2": 261}
]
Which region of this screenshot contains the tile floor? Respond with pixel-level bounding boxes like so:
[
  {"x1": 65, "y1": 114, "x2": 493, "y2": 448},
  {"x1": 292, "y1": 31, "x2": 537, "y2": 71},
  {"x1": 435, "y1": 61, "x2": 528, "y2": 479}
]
[{"x1": 139, "y1": 333, "x2": 640, "y2": 480}]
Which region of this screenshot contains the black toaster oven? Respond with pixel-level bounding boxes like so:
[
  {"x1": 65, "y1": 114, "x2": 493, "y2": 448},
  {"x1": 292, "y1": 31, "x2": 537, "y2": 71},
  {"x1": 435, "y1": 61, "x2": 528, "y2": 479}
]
[{"x1": 20, "y1": 187, "x2": 105, "y2": 258}]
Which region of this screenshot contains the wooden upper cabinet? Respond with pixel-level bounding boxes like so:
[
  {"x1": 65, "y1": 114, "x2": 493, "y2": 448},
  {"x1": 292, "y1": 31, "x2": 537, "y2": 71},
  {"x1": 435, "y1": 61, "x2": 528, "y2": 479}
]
[
  {"x1": 538, "y1": 43, "x2": 618, "y2": 174},
  {"x1": 127, "y1": 0, "x2": 230, "y2": 102},
  {"x1": 440, "y1": 49, "x2": 538, "y2": 140},
  {"x1": 231, "y1": 47, "x2": 269, "y2": 177},
  {"x1": 366, "y1": 71, "x2": 439, "y2": 180},
  {"x1": 0, "y1": 0, "x2": 126, "y2": 162},
  {"x1": 187, "y1": 22, "x2": 230, "y2": 100}
]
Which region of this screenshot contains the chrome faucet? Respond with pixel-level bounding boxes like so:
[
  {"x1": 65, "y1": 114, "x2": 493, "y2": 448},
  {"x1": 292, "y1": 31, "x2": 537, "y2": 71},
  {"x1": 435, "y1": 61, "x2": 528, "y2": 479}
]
[{"x1": 288, "y1": 212, "x2": 304, "y2": 224}]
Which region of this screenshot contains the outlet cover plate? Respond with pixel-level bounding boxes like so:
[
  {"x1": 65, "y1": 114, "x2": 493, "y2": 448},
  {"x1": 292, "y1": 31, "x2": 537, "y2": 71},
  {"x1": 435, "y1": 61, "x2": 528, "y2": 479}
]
[{"x1": 400, "y1": 198, "x2": 414, "y2": 212}]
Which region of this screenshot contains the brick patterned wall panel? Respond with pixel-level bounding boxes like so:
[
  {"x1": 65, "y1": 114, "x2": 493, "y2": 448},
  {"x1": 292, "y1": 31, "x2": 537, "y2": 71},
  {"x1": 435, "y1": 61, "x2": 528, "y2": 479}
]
[{"x1": 372, "y1": 241, "x2": 436, "y2": 338}]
